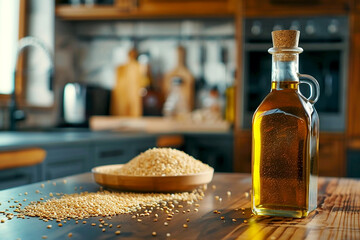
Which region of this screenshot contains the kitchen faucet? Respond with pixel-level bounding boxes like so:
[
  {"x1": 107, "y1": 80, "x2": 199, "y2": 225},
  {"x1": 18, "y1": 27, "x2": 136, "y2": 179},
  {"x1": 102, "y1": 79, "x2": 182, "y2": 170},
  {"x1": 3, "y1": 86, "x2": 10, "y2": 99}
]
[{"x1": 9, "y1": 36, "x2": 54, "y2": 131}]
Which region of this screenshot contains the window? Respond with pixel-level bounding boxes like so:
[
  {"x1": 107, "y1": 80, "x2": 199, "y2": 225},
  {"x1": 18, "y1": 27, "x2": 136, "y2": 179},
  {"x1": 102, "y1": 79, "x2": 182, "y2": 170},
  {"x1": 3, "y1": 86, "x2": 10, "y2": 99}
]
[{"x1": 0, "y1": 0, "x2": 20, "y2": 94}]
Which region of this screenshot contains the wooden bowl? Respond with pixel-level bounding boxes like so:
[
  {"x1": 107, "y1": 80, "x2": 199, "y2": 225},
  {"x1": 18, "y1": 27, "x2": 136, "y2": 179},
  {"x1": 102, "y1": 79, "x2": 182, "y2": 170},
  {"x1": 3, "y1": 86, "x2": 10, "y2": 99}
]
[{"x1": 92, "y1": 164, "x2": 214, "y2": 192}]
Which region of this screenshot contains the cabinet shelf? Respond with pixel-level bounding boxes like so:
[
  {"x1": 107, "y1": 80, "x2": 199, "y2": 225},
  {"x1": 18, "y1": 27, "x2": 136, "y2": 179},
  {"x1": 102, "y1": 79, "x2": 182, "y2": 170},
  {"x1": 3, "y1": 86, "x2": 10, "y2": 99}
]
[{"x1": 55, "y1": 2, "x2": 236, "y2": 21}]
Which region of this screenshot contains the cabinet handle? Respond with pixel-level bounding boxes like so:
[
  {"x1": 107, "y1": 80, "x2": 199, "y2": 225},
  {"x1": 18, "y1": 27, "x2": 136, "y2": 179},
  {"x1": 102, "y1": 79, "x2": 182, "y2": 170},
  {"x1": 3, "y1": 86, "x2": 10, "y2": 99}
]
[{"x1": 99, "y1": 149, "x2": 124, "y2": 158}]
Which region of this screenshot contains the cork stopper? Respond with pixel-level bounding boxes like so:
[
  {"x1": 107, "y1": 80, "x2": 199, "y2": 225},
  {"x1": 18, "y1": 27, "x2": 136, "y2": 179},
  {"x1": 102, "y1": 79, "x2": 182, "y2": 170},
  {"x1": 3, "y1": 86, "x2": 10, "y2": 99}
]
[
  {"x1": 271, "y1": 30, "x2": 299, "y2": 48},
  {"x1": 269, "y1": 30, "x2": 302, "y2": 61}
]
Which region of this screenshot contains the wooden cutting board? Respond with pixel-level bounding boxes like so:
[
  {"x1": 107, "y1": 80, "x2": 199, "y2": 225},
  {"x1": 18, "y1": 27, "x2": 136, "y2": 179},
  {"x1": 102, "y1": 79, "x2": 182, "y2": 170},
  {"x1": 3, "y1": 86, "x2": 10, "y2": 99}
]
[
  {"x1": 163, "y1": 46, "x2": 195, "y2": 111},
  {"x1": 110, "y1": 49, "x2": 143, "y2": 117},
  {"x1": 90, "y1": 116, "x2": 230, "y2": 133}
]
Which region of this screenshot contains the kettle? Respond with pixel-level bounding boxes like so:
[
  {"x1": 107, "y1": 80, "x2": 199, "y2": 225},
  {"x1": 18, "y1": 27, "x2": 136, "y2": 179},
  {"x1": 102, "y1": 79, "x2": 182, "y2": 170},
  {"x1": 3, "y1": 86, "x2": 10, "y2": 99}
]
[{"x1": 62, "y1": 83, "x2": 110, "y2": 126}]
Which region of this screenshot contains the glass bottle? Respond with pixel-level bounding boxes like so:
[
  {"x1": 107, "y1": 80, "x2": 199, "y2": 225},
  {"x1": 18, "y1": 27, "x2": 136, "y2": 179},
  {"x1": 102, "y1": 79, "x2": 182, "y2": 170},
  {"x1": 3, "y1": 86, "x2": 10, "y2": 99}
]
[
  {"x1": 162, "y1": 77, "x2": 189, "y2": 119},
  {"x1": 252, "y1": 30, "x2": 320, "y2": 218}
]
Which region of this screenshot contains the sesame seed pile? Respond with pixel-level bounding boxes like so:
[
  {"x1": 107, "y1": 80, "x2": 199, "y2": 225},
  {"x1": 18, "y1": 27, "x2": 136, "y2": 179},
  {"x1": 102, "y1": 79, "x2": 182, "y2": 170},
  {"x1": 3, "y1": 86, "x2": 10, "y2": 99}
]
[
  {"x1": 22, "y1": 190, "x2": 203, "y2": 220},
  {"x1": 109, "y1": 148, "x2": 213, "y2": 176}
]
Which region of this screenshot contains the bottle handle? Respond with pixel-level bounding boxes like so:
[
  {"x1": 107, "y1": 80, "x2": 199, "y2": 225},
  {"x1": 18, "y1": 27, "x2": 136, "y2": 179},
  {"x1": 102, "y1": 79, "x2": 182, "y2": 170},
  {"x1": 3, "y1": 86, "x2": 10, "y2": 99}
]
[{"x1": 297, "y1": 73, "x2": 320, "y2": 104}]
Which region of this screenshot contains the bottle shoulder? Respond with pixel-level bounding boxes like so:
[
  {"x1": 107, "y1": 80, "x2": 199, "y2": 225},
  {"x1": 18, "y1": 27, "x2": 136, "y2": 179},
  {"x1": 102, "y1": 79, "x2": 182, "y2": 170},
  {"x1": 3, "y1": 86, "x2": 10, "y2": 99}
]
[{"x1": 253, "y1": 90, "x2": 313, "y2": 122}]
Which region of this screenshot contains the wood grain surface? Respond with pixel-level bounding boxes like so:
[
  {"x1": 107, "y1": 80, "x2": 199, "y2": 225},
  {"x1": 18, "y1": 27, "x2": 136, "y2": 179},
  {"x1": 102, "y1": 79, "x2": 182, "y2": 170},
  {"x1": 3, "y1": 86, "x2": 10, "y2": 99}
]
[
  {"x1": 0, "y1": 148, "x2": 46, "y2": 170},
  {"x1": 0, "y1": 173, "x2": 359, "y2": 240},
  {"x1": 111, "y1": 49, "x2": 143, "y2": 117}
]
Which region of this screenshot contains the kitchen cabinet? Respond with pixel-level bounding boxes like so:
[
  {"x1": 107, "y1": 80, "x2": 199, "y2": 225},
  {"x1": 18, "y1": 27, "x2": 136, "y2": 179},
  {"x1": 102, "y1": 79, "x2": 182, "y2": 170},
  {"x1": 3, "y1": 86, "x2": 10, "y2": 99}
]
[
  {"x1": 318, "y1": 133, "x2": 346, "y2": 177},
  {"x1": 347, "y1": 12, "x2": 360, "y2": 142},
  {"x1": 234, "y1": 132, "x2": 346, "y2": 177},
  {"x1": 43, "y1": 145, "x2": 92, "y2": 180},
  {"x1": 0, "y1": 166, "x2": 41, "y2": 190},
  {"x1": 355, "y1": 0, "x2": 360, "y2": 11},
  {"x1": 55, "y1": 0, "x2": 236, "y2": 20},
  {"x1": 184, "y1": 133, "x2": 233, "y2": 172},
  {"x1": 0, "y1": 135, "x2": 157, "y2": 190},
  {"x1": 93, "y1": 136, "x2": 157, "y2": 166},
  {"x1": 244, "y1": 0, "x2": 350, "y2": 17}
]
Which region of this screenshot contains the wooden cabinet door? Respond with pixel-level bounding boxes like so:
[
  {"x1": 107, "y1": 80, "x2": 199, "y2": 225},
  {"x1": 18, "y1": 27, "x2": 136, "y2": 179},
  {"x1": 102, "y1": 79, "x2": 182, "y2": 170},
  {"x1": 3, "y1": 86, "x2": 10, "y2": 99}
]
[
  {"x1": 318, "y1": 133, "x2": 345, "y2": 177},
  {"x1": 348, "y1": 12, "x2": 360, "y2": 138}
]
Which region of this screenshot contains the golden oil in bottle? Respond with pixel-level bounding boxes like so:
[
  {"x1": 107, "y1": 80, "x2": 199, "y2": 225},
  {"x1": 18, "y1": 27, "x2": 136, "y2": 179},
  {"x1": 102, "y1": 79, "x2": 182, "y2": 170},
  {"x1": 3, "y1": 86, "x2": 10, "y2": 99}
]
[{"x1": 252, "y1": 30, "x2": 320, "y2": 218}]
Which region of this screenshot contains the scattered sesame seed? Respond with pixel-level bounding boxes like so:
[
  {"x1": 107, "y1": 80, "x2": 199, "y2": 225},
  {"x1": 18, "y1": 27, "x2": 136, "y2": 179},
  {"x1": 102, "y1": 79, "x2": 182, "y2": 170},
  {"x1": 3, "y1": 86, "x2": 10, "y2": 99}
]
[
  {"x1": 152, "y1": 232, "x2": 157, "y2": 236},
  {"x1": 52, "y1": 182, "x2": 56, "y2": 186},
  {"x1": 83, "y1": 221, "x2": 87, "y2": 224},
  {"x1": 166, "y1": 233, "x2": 171, "y2": 237},
  {"x1": 244, "y1": 220, "x2": 248, "y2": 223},
  {"x1": 42, "y1": 236, "x2": 47, "y2": 239},
  {"x1": 154, "y1": 219, "x2": 158, "y2": 222},
  {"x1": 117, "y1": 225, "x2": 121, "y2": 228},
  {"x1": 227, "y1": 191, "x2": 231, "y2": 196},
  {"x1": 221, "y1": 216, "x2": 225, "y2": 220},
  {"x1": 115, "y1": 230, "x2": 121, "y2": 235},
  {"x1": 212, "y1": 185, "x2": 216, "y2": 189},
  {"x1": 164, "y1": 222, "x2": 168, "y2": 226},
  {"x1": 91, "y1": 223, "x2": 96, "y2": 226},
  {"x1": 41, "y1": 184, "x2": 45, "y2": 188},
  {"x1": 68, "y1": 233, "x2": 72, "y2": 238},
  {"x1": 1, "y1": 219, "x2": 5, "y2": 223},
  {"x1": 183, "y1": 224, "x2": 188, "y2": 228},
  {"x1": 102, "y1": 228, "x2": 105, "y2": 232},
  {"x1": 47, "y1": 225, "x2": 52, "y2": 229},
  {"x1": 232, "y1": 218, "x2": 237, "y2": 222},
  {"x1": 58, "y1": 223, "x2": 63, "y2": 227}
]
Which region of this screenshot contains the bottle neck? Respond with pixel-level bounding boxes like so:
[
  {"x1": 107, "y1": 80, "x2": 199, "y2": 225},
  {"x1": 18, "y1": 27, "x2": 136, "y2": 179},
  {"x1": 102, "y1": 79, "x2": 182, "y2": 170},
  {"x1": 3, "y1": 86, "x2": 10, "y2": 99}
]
[{"x1": 271, "y1": 53, "x2": 299, "y2": 90}]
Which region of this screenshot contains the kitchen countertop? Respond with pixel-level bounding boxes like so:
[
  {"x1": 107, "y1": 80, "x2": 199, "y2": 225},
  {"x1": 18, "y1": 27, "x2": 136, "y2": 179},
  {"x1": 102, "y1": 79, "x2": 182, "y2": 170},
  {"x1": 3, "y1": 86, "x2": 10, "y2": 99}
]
[
  {"x1": 0, "y1": 130, "x2": 233, "y2": 151},
  {"x1": 0, "y1": 173, "x2": 358, "y2": 240}
]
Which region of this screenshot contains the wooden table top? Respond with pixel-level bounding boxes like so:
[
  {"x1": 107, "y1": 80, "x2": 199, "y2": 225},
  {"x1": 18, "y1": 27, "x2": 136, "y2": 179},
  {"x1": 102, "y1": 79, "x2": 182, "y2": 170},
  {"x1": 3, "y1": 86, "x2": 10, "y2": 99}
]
[{"x1": 0, "y1": 173, "x2": 359, "y2": 240}]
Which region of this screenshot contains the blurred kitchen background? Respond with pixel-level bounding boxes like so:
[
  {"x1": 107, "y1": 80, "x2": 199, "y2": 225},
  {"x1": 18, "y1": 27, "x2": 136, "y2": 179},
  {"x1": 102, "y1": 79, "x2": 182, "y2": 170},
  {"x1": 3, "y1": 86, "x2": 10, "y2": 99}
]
[{"x1": 0, "y1": 0, "x2": 360, "y2": 189}]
